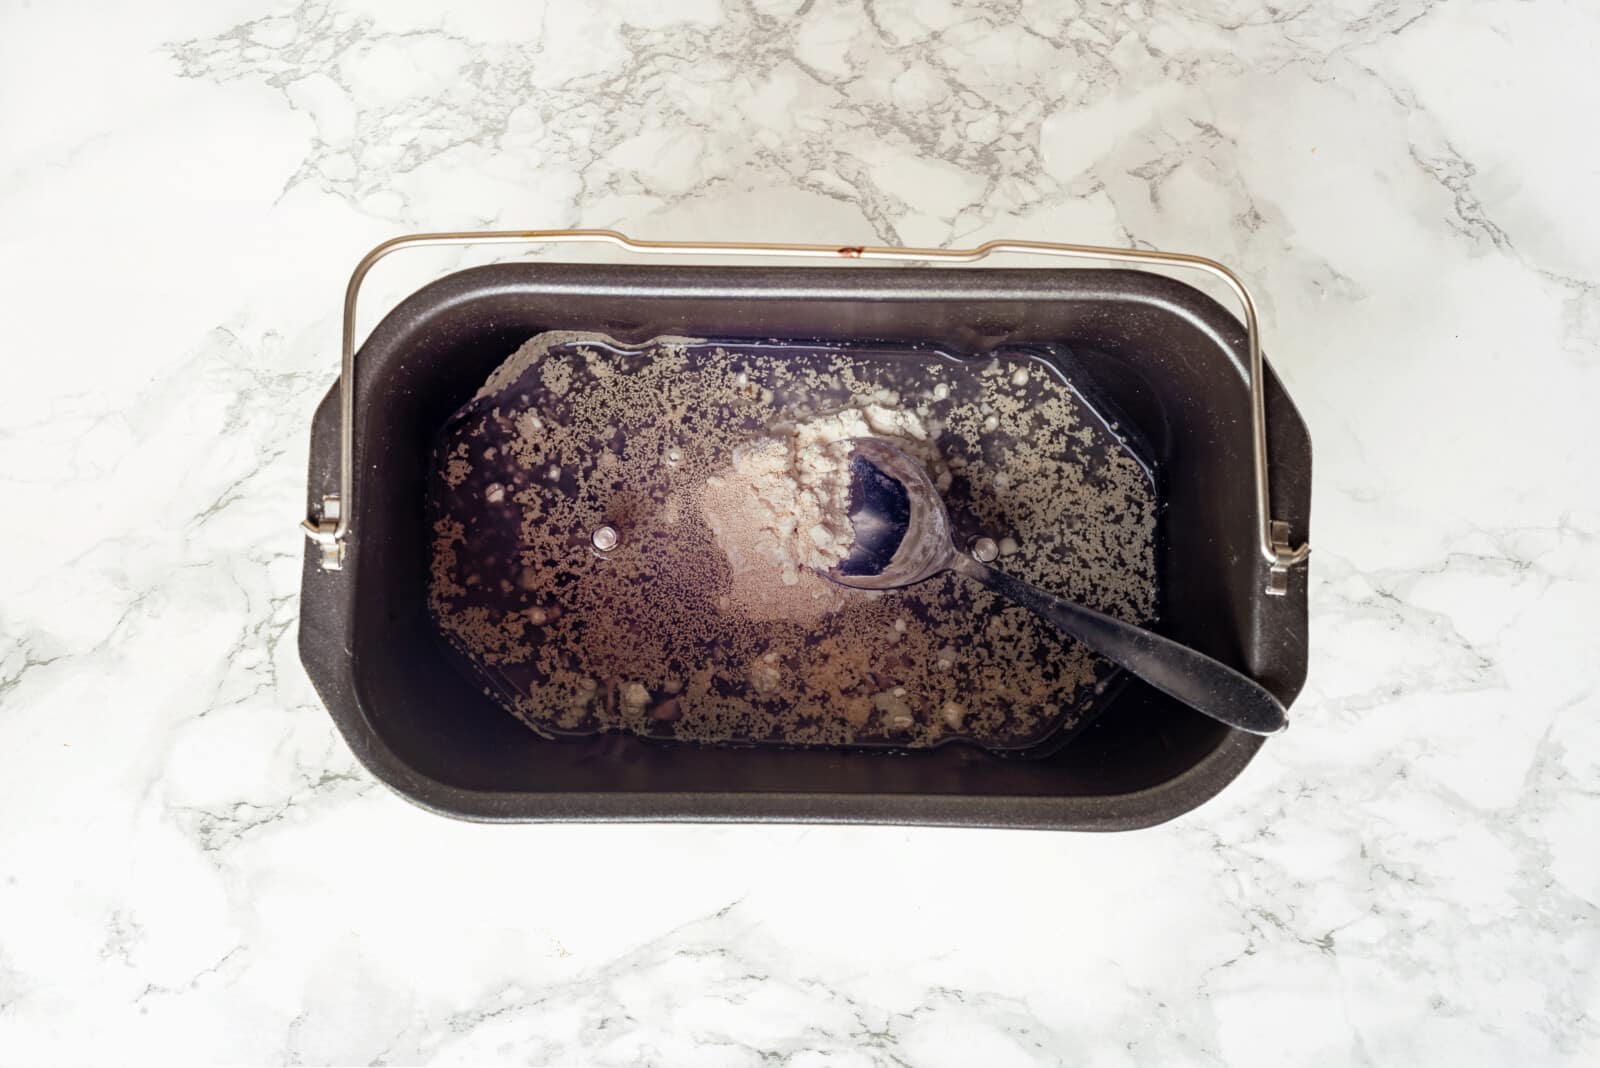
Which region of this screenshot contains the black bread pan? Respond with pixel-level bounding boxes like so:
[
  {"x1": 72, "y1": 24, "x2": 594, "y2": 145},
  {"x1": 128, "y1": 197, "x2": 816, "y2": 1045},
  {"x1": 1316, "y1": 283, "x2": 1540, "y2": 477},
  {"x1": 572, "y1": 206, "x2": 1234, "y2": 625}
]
[{"x1": 299, "y1": 261, "x2": 1311, "y2": 829}]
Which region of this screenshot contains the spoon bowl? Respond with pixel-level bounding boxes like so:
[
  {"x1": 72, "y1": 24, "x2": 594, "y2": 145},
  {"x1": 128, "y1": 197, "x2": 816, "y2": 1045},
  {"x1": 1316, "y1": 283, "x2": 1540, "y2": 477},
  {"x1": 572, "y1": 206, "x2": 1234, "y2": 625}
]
[{"x1": 832, "y1": 438, "x2": 957, "y2": 589}]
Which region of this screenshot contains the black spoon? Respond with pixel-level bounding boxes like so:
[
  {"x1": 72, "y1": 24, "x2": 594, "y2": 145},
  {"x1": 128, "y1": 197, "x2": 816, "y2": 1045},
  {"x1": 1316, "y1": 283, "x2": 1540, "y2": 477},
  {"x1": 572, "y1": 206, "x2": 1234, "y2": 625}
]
[{"x1": 825, "y1": 438, "x2": 1288, "y2": 736}]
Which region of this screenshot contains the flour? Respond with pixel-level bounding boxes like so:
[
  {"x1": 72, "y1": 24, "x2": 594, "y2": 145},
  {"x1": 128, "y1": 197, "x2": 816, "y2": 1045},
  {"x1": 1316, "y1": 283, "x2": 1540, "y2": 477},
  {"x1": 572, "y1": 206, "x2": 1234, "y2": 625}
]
[{"x1": 699, "y1": 406, "x2": 928, "y2": 620}]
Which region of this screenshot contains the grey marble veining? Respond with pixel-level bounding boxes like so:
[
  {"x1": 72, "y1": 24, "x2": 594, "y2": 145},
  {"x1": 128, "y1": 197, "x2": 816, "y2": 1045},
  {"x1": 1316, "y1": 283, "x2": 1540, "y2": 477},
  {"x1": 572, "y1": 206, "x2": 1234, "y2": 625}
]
[{"x1": 1, "y1": 0, "x2": 1596, "y2": 1063}]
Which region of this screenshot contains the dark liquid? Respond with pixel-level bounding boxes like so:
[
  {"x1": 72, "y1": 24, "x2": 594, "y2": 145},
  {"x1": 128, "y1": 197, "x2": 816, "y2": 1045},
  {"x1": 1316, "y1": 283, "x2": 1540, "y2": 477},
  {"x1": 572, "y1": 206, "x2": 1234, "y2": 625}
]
[{"x1": 427, "y1": 334, "x2": 1158, "y2": 751}]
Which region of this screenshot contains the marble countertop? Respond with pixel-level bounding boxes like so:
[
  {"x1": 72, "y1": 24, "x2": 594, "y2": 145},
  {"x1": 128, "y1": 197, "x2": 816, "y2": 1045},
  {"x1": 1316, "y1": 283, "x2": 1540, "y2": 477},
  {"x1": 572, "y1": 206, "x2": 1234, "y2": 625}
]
[{"x1": 2, "y1": 0, "x2": 1596, "y2": 1063}]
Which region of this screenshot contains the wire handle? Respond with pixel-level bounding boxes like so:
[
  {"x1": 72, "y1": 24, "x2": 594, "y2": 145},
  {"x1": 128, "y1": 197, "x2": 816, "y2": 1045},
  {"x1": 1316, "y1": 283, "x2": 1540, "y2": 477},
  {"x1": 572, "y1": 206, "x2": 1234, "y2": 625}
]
[{"x1": 302, "y1": 229, "x2": 1310, "y2": 592}]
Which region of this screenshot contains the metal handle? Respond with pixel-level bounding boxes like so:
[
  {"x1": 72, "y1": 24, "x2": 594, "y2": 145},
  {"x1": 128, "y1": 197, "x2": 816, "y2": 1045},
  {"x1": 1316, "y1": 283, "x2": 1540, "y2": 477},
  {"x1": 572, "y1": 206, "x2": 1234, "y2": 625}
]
[{"x1": 302, "y1": 229, "x2": 1310, "y2": 590}]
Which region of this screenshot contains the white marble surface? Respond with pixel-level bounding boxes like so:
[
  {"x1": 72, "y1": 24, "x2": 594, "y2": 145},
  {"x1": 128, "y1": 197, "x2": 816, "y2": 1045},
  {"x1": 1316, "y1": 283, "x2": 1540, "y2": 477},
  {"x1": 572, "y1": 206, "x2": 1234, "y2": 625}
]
[{"x1": 2, "y1": 0, "x2": 1597, "y2": 1063}]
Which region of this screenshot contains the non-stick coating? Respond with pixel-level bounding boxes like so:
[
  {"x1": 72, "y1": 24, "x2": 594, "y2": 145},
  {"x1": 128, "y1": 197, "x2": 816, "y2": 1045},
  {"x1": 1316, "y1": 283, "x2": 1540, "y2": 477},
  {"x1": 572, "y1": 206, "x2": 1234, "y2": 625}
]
[{"x1": 298, "y1": 264, "x2": 1311, "y2": 829}]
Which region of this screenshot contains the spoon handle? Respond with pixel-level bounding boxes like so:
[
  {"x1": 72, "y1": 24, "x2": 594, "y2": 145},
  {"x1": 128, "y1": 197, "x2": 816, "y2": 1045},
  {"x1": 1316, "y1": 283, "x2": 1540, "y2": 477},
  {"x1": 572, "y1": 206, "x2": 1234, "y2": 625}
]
[{"x1": 953, "y1": 556, "x2": 1288, "y2": 736}]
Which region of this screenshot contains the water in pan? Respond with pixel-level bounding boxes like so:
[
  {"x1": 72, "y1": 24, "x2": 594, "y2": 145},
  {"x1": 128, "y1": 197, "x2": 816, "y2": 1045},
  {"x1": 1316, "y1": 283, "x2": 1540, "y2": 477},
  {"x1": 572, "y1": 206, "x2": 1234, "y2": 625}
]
[{"x1": 426, "y1": 332, "x2": 1158, "y2": 751}]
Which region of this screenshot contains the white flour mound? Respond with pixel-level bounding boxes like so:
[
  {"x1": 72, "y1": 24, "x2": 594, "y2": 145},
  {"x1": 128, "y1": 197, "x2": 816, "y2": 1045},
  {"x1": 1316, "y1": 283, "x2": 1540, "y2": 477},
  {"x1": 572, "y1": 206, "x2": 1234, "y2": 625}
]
[
  {"x1": 722, "y1": 436, "x2": 854, "y2": 585},
  {"x1": 699, "y1": 407, "x2": 929, "y2": 620}
]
